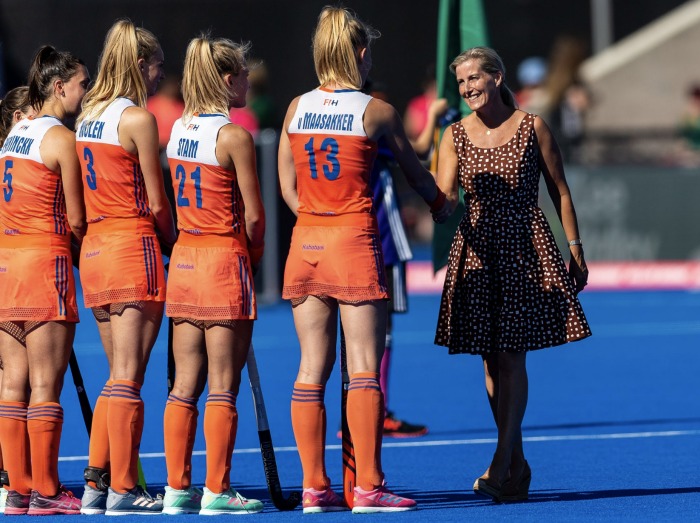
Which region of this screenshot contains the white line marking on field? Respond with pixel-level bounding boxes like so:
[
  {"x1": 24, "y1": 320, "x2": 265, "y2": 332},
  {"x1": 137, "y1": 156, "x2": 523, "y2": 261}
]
[{"x1": 58, "y1": 429, "x2": 700, "y2": 462}]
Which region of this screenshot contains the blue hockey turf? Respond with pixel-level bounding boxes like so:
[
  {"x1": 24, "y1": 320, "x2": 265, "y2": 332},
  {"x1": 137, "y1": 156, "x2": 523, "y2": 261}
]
[{"x1": 54, "y1": 288, "x2": 700, "y2": 521}]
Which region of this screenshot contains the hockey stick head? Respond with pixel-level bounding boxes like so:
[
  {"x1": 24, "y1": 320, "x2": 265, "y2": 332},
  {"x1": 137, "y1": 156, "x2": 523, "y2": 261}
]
[{"x1": 258, "y1": 430, "x2": 301, "y2": 510}]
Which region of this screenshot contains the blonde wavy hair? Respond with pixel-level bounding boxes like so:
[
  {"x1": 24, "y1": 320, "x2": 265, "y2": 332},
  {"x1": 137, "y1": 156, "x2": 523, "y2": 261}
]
[
  {"x1": 77, "y1": 19, "x2": 159, "y2": 124},
  {"x1": 450, "y1": 46, "x2": 516, "y2": 109},
  {"x1": 312, "y1": 6, "x2": 379, "y2": 90},
  {"x1": 181, "y1": 35, "x2": 251, "y2": 120}
]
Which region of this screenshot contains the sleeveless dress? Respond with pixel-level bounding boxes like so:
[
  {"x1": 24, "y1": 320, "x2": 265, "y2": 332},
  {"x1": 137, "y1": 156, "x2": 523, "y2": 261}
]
[{"x1": 435, "y1": 113, "x2": 591, "y2": 354}]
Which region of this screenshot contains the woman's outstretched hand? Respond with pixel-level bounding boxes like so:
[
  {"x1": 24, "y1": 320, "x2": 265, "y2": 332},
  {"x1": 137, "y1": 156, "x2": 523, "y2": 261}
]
[{"x1": 569, "y1": 250, "x2": 588, "y2": 295}]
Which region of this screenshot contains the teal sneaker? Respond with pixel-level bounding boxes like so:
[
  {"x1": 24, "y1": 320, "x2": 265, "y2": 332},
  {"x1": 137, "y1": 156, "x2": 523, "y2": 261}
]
[
  {"x1": 199, "y1": 487, "x2": 263, "y2": 515},
  {"x1": 162, "y1": 485, "x2": 203, "y2": 515}
]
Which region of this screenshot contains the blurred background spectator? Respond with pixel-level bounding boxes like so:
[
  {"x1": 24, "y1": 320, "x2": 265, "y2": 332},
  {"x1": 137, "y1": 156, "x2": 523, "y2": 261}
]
[
  {"x1": 403, "y1": 64, "x2": 437, "y2": 156},
  {"x1": 147, "y1": 75, "x2": 185, "y2": 152},
  {"x1": 147, "y1": 75, "x2": 185, "y2": 219},
  {"x1": 679, "y1": 83, "x2": 700, "y2": 150},
  {"x1": 247, "y1": 58, "x2": 279, "y2": 129},
  {"x1": 514, "y1": 56, "x2": 548, "y2": 114},
  {"x1": 538, "y1": 35, "x2": 592, "y2": 163}
]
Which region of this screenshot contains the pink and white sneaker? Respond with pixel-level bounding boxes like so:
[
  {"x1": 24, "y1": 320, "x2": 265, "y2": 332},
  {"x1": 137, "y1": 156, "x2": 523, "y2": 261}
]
[
  {"x1": 302, "y1": 487, "x2": 348, "y2": 514},
  {"x1": 27, "y1": 485, "x2": 81, "y2": 515},
  {"x1": 4, "y1": 490, "x2": 30, "y2": 515},
  {"x1": 352, "y1": 482, "x2": 417, "y2": 513}
]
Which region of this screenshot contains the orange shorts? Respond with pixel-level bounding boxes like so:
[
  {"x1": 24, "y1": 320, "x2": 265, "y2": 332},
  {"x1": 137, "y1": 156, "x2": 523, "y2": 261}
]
[
  {"x1": 0, "y1": 234, "x2": 78, "y2": 322},
  {"x1": 282, "y1": 213, "x2": 388, "y2": 304},
  {"x1": 166, "y1": 233, "x2": 255, "y2": 320},
  {"x1": 80, "y1": 218, "x2": 166, "y2": 308}
]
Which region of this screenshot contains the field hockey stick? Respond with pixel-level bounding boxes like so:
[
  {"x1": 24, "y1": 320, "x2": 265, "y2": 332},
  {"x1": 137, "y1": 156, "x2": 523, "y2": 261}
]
[
  {"x1": 68, "y1": 349, "x2": 94, "y2": 435},
  {"x1": 68, "y1": 348, "x2": 148, "y2": 489},
  {"x1": 246, "y1": 343, "x2": 301, "y2": 511},
  {"x1": 340, "y1": 323, "x2": 355, "y2": 508}
]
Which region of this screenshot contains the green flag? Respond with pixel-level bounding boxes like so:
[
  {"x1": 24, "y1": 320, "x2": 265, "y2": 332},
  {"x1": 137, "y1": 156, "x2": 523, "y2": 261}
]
[{"x1": 431, "y1": 0, "x2": 489, "y2": 272}]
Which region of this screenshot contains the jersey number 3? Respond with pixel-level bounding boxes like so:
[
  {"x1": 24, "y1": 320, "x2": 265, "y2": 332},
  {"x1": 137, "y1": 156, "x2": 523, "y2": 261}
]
[
  {"x1": 83, "y1": 147, "x2": 97, "y2": 190},
  {"x1": 304, "y1": 137, "x2": 340, "y2": 180}
]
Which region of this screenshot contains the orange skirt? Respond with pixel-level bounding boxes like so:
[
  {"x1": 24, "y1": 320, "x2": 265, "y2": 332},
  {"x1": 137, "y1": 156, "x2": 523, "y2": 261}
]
[
  {"x1": 0, "y1": 234, "x2": 78, "y2": 322},
  {"x1": 166, "y1": 233, "x2": 255, "y2": 320},
  {"x1": 282, "y1": 213, "x2": 388, "y2": 303},
  {"x1": 80, "y1": 218, "x2": 166, "y2": 308}
]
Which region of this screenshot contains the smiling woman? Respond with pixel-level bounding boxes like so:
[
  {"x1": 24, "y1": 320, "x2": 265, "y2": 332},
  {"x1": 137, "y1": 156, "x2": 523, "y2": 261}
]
[{"x1": 434, "y1": 45, "x2": 591, "y2": 504}]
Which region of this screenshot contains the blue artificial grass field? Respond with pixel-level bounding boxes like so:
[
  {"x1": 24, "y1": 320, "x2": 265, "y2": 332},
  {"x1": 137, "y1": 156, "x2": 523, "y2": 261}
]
[{"x1": 53, "y1": 289, "x2": 700, "y2": 521}]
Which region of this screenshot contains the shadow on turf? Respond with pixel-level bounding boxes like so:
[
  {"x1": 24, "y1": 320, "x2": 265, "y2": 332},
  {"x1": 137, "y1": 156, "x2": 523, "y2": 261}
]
[
  {"x1": 428, "y1": 416, "x2": 700, "y2": 438},
  {"x1": 529, "y1": 487, "x2": 700, "y2": 503},
  {"x1": 393, "y1": 486, "x2": 700, "y2": 509}
]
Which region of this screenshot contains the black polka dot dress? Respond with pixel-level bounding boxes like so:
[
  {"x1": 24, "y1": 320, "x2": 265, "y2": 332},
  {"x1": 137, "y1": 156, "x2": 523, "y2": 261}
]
[{"x1": 435, "y1": 114, "x2": 591, "y2": 354}]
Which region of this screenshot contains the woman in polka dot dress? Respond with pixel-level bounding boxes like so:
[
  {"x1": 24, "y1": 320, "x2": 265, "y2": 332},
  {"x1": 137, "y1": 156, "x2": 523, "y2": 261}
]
[{"x1": 435, "y1": 47, "x2": 591, "y2": 502}]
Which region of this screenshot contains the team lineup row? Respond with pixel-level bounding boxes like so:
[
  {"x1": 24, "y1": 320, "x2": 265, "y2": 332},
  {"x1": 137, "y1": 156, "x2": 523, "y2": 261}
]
[{"x1": 0, "y1": 2, "x2": 590, "y2": 518}]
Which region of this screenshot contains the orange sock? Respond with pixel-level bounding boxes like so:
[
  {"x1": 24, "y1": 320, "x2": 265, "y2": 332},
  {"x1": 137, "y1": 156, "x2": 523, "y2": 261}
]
[
  {"x1": 347, "y1": 372, "x2": 384, "y2": 491},
  {"x1": 164, "y1": 394, "x2": 198, "y2": 490},
  {"x1": 291, "y1": 382, "x2": 329, "y2": 490},
  {"x1": 108, "y1": 380, "x2": 143, "y2": 493},
  {"x1": 87, "y1": 380, "x2": 112, "y2": 489},
  {"x1": 203, "y1": 391, "x2": 237, "y2": 493},
  {"x1": 27, "y1": 403, "x2": 63, "y2": 497},
  {"x1": 0, "y1": 401, "x2": 31, "y2": 495}
]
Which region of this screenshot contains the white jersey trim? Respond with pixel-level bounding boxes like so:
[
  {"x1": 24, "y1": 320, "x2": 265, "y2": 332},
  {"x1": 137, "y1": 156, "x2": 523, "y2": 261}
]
[
  {"x1": 167, "y1": 113, "x2": 230, "y2": 167},
  {"x1": 287, "y1": 88, "x2": 372, "y2": 137},
  {"x1": 76, "y1": 97, "x2": 135, "y2": 145},
  {"x1": 0, "y1": 116, "x2": 62, "y2": 164}
]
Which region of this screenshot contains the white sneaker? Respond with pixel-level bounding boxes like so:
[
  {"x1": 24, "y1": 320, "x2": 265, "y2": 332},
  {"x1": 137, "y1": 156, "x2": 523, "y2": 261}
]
[{"x1": 0, "y1": 487, "x2": 8, "y2": 514}]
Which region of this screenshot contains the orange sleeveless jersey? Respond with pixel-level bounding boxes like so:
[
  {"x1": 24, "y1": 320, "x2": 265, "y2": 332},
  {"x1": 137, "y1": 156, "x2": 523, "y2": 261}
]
[
  {"x1": 0, "y1": 116, "x2": 69, "y2": 236},
  {"x1": 0, "y1": 116, "x2": 78, "y2": 322},
  {"x1": 282, "y1": 88, "x2": 388, "y2": 303},
  {"x1": 287, "y1": 88, "x2": 377, "y2": 217},
  {"x1": 75, "y1": 98, "x2": 152, "y2": 224},
  {"x1": 166, "y1": 113, "x2": 246, "y2": 243},
  {"x1": 165, "y1": 114, "x2": 255, "y2": 320}
]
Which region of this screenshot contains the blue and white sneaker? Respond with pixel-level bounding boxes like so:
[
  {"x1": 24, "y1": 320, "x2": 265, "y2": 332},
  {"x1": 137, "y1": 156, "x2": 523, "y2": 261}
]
[
  {"x1": 81, "y1": 485, "x2": 108, "y2": 515},
  {"x1": 105, "y1": 486, "x2": 162, "y2": 516}
]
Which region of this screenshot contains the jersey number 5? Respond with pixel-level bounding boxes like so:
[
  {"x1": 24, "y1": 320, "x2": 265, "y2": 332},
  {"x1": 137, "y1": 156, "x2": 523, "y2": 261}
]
[
  {"x1": 304, "y1": 137, "x2": 340, "y2": 180},
  {"x1": 2, "y1": 160, "x2": 13, "y2": 202}
]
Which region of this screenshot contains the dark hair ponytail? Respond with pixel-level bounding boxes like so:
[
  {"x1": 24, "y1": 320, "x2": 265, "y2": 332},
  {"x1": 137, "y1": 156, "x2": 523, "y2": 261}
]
[{"x1": 27, "y1": 45, "x2": 84, "y2": 110}]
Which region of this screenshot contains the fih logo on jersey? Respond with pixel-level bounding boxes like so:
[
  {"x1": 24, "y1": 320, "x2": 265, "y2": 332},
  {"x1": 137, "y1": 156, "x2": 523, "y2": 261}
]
[
  {"x1": 323, "y1": 99, "x2": 339, "y2": 106},
  {"x1": 186, "y1": 124, "x2": 200, "y2": 131},
  {"x1": 17, "y1": 124, "x2": 30, "y2": 132}
]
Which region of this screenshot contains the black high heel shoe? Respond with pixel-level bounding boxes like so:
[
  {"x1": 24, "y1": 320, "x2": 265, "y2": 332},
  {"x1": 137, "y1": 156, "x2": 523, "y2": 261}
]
[
  {"x1": 473, "y1": 472, "x2": 504, "y2": 502},
  {"x1": 499, "y1": 461, "x2": 531, "y2": 502}
]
